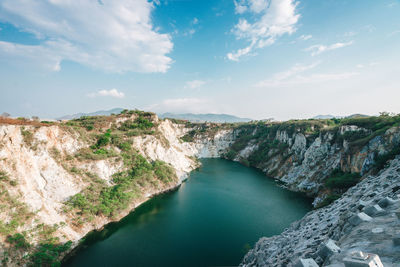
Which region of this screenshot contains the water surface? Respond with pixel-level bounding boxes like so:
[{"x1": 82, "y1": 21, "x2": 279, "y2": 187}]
[{"x1": 63, "y1": 158, "x2": 311, "y2": 267}]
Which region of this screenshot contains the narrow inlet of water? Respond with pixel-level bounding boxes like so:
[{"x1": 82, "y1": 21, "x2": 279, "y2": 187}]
[{"x1": 63, "y1": 158, "x2": 312, "y2": 267}]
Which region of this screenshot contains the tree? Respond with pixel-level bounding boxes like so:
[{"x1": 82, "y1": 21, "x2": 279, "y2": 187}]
[{"x1": 0, "y1": 112, "x2": 10, "y2": 118}]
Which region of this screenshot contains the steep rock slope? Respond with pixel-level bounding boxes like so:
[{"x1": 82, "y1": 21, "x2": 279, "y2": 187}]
[
  {"x1": 241, "y1": 157, "x2": 400, "y2": 266},
  {"x1": 224, "y1": 117, "x2": 400, "y2": 206},
  {"x1": 0, "y1": 113, "x2": 234, "y2": 266}
]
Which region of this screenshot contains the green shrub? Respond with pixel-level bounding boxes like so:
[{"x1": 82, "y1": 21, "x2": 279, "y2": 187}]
[
  {"x1": 325, "y1": 170, "x2": 361, "y2": 189},
  {"x1": 0, "y1": 171, "x2": 9, "y2": 181},
  {"x1": 29, "y1": 241, "x2": 72, "y2": 267},
  {"x1": 153, "y1": 161, "x2": 176, "y2": 183},
  {"x1": 374, "y1": 146, "x2": 400, "y2": 171},
  {"x1": 118, "y1": 116, "x2": 154, "y2": 131},
  {"x1": 181, "y1": 134, "x2": 194, "y2": 142},
  {"x1": 225, "y1": 150, "x2": 237, "y2": 160},
  {"x1": 6, "y1": 233, "x2": 30, "y2": 249},
  {"x1": 118, "y1": 142, "x2": 131, "y2": 152},
  {"x1": 67, "y1": 152, "x2": 176, "y2": 219},
  {"x1": 95, "y1": 129, "x2": 111, "y2": 148}
]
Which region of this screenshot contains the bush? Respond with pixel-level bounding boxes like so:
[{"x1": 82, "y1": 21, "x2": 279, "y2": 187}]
[
  {"x1": 6, "y1": 233, "x2": 30, "y2": 249},
  {"x1": 118, "y1": 142, "x2": 131, "y2": 152},
  {"x1": 374, "y1": 146, "x2": 400, "y2": 171},
  {"x1": 0, "y1": 171, "x2": 9, "y2": 181},
  {"x1": 225, "y1": 150, "x2": 237, "y2": 160},
  {"x1": 325, "y1": 170, "x2": 361, "y2": 189},
  {"x1": 153, "y1": 161, "x2": 176, "y2": 183},
  {"x1": 95, "y1": 129, "x2": 111, "y2": 148},
  {"x1": 29, "y1": 241, "x2": 72, "y2": 267},
  {"x1": 118, "y1": 116, "x2": 154, "y2": 131}
]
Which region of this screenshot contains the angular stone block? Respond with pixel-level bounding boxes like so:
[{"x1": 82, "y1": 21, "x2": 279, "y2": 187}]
[
  {"x1": 343, "y1": 251, "x2": 384, "y2": 267},
  {"x1": 371, "y1": 227, "x2": 384, "y2": 234},
  {"x1": 363, "y1": 205, "x2": 384, "y2": 217},
  {"x1": 377, "y1": 197, "x2": 399, "y2": 208},
  {"x1": 294, "y1": 258, "x2": 319, "y2": 267},
  {"x1": 348, "y1": 212, "x2": 372, "y2": 226},
  {"x1": 318, "y1": 239, "x2": 341, "y2": 259},
  {"x1": 359, "y1": 199, "x2": 373, "y2": 209}
]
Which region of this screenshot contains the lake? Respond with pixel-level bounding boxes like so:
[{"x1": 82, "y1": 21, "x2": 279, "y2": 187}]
[{"x1": 63, "y1": 158, "x2": 312, "y2": 267}]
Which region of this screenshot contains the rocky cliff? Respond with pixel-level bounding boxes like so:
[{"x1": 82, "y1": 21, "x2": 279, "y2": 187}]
[
  {"x1": 0, "y1": 113, "x2": 234, "y2": 266},
  {"x1": 1, "y1": 112, "x2": 399, "y2": 266},
  {"x1": 241, "y1": 157, "x2": 400, "y2": 266},
  {"x1": 223, "y1": 117, "x2": 400, "y2": 207}
]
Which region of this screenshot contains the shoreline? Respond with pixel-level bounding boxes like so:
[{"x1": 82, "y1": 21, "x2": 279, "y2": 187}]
[{"x1": 61, "y1": 179, "x2": 185, "y2": 265}]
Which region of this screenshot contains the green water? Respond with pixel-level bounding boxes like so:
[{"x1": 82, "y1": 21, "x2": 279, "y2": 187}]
[{"x1": 63, "y1": 159, "x2": 312, "y2": 267}]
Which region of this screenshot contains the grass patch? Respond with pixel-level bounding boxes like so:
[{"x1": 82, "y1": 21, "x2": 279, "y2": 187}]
[{"x1": 21, "y1": 127, "x2": 34, "y2": 147}]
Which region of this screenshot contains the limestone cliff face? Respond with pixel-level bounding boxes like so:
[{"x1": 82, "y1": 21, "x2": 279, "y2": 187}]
[
  {"x1": 1, "y1": 114, "x2": 399, "y2": 266},
  {"x1": 0, "y1": 117, "x2": 234, "y2": 266},
  {"x1": 228, "y1": 124, "x2": 400, "y2": 205}
]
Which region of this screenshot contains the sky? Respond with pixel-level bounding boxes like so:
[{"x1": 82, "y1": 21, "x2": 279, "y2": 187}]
[{"x1": 0, "y1": 0, "x2": 399, "y2": 121}]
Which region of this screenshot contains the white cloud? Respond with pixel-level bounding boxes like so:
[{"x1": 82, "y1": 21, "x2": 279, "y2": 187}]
[
  {"x1": 305, "y1": 41, "x2": 353, "y2": 56},
  {"x1": 256, "y1": 62, "x2": 358, "y2": 87},
  {"x1": 343, "y1": 31, "x2": 357, "y2": 37},
  {"x1": 183, "y1": 29, "x2": 196, "y2": 37},
  {"x1": 87, "y1": 89, "x2": 125, "y2": 98},
  {"x1": 228, "y1": 0, "x2": 300, "y2": 61},
  {"x1": 234, "y1": 0, "x2": 248, "y2": 14},
  {"x1": 299, "y1": 34, "x2": 312, "y2": 41},
  {"x1": 192, "y1": 18, "x2": 199, "y2": 25},
  {"x1": 356, "y1": 62, "x2": 379, "y2": 68},
  {"x1": 388, "y1": 30, "x2": 400, "y2": 37},
  {"x1": 0, "y1": 0, "x2": 173, "y2": 73},
  {"x1": 148, "y1": 98, "x2": 219, "y2": 114},
  {"x1": 184, "y1": 80, "x2": 206, "y2": 89}
]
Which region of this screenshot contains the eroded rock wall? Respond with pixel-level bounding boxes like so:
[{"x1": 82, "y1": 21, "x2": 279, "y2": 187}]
[
  {"x1": 230, "y1": 125, "x2": 400, "y2": 204},
  {"x1": 241, "y1": 157, "x2": 400, "y2": 266}
]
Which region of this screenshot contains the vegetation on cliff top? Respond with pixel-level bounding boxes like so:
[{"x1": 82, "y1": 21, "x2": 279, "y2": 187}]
[{"x1": 63, "y1": 110, "x2": 178, "y2": 223}]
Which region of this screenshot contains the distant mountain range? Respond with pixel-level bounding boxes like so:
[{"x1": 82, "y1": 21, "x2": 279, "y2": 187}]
[
  {"x1": 57, "y1": 109, "x2": 369, "y2": 122},
  {"x1": 159, "y1": 113, "x2": 252, "y2": 123},
  {"x1": 56, "y1": 108, "x2": 124, "y2": 120},
  {"x1": 312, "y1": 114, "x2": 369, "y2": 120}
]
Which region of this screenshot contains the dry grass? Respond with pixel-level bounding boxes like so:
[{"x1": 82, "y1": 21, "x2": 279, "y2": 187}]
[{"x1": 0, "y1": 117, "x2": 53, "y2": 127}]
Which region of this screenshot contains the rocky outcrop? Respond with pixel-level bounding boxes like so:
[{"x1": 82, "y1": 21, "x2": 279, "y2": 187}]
[
  {"x1": 0, "y1": 117, "x2": 234, "y2": 266},
  {"x1": 230, "y1": 124, "x2": 400, "y2": 205},
  {"x1": 1, "y1": 114, "x2": 400, "y2": 267},
  {"x1": 241, "y1": 157, "x2": 400, "y2": 266}
]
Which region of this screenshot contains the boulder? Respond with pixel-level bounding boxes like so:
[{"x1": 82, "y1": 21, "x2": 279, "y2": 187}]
[
  {"x1": 358, "y1": 199, "x2": 373, "y2": 209},
  {"x1": 377, "y1": 197, "x2": 399, "y2": 208},
  {"x1": 318, "y1": 239, "x2": 341, "y2": 259},
  {"x1": 348, "y1": 212, "x2": 372, "y2": 226},
  {"x1": 362, "y1": 205, "x2": 384, "y2": 217},
  {"x1": 343, "y1": 251, "x2": 383, "y2": 267}
]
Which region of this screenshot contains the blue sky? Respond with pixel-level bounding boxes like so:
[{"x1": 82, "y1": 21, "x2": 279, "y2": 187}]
[{"x1": 0, "y1": 0, "x2": 399, "y2": 120}]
